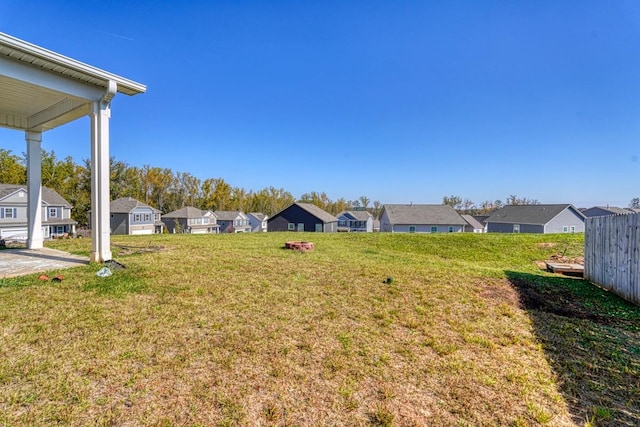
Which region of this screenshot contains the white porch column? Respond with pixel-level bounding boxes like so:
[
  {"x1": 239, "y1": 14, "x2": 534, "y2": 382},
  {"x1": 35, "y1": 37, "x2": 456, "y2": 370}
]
[
  {"x1": 89, "y1": 81, "x2": 116, "y2": 262},
  {"x1": 26, "y1": 130, "x2": 44, "y2": 249}
]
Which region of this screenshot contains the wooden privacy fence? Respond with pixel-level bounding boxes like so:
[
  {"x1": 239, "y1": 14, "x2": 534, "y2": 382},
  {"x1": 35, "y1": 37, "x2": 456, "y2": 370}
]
[{"x1": 584, "y1": 213, "x2": 640, "y2": 305}]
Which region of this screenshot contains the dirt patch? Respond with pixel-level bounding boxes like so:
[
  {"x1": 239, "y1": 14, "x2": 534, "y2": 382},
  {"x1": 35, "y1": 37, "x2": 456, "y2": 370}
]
[
  {"x1": 536, "y1": 242, "x2": 557, "y2": 248},
  {"x1": 476, "y1": 278, "x2": 521, "y2": 307},
  {"x1": 113, "y1": 244, "x2": 166, "y2": 256},
  {"x1": 547, "y1": 253, "x2": 584, "y2": 264}
]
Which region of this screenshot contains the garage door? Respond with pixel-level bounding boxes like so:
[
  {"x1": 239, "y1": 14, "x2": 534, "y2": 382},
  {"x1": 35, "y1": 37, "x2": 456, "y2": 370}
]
[
  {"x1": 131, "y1": 229, "x2": 153, "y2": 235},
  {"x1": 1, "y1": 228, "x2": 28, "y2": 240}
]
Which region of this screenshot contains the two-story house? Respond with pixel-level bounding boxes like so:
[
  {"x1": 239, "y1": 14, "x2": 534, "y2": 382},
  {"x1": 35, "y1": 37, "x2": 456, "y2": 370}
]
[
  {"x1": 214, "y1": 210, "x2": 252, "y2": 233},
  {"x1": 247, "y1": 212, "x2": 268, "y2": 232},
  {"x1": 110, "y1": 197, "x2": 164, "y2": 235},
  {"x1": 336, "y1": 210, "x2": 374, "y2": 232},
  {"x1": 0, "y1": 184, "x2": 77, "y2": 240},
  {"x1": 162, "y1": 206, "x2": 219, "y2": 234}
]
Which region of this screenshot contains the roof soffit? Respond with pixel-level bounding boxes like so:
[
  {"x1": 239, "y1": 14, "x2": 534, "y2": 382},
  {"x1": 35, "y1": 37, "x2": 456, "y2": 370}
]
[{"x1": 0, "y1": 32, "x2": 145, "y2": 132}]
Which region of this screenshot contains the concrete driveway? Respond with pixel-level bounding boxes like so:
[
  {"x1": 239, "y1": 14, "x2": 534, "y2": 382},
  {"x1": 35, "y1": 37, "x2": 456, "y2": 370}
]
[{"x1": 0, "y1": 248, "x2": 88, "y2": 279}]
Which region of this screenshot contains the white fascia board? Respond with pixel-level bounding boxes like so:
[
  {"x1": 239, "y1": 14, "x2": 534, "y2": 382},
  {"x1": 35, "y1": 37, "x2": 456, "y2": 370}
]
[
  {"x1": 0, "y1": 56, "x2": 105, "y2": 101},
  {"x1": 0, "y1": 32, "x2": 146, "y2": 95}
]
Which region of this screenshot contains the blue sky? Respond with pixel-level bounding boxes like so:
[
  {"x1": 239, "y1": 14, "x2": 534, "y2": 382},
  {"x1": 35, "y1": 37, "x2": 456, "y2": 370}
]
[{"x1": 2, "y1": 1, "x2": 640, "y2": 208}]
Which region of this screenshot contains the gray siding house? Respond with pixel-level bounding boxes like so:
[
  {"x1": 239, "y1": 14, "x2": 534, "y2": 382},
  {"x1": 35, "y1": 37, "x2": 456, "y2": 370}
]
[
  {"x1": 0, "y1": 184, "x2": 76, "y2": 240},
  {"x1": 162, "y1": 206, "x2": 219, "y2": 234},
  {"x1": 247, "y1": 212, "x2": 268, "y2": 232},
  {"x1": 484, "y1": 204, "x2": 585, "y2": 233},
  {"x1": 267, "y1": 202, "x2": 338, "y2": 232},
  {"x1": 215, "y1": 211, "x2": 252, "y2": 233},
  {"x1": 379, "y1": 204, "x2": 466, "y2": 233},
  {"x1": 110, "y1": 197, "x2": 164, "y2": 235},
  {"x1": 336, "y1": 210, "x2": 374, "y2": 232}
]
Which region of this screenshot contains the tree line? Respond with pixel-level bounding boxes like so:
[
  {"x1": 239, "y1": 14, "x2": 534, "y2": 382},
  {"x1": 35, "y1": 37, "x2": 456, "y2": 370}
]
[
  {"x1": 4, "y1": 149, "x2": 630, "y2": 227},
  {"x1": 0, "y1": 149, "x2": 381, "y2": 226}
]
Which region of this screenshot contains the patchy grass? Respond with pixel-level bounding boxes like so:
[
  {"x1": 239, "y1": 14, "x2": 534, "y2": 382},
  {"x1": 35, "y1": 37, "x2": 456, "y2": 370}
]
[{"x1": 0, "y1": 232, "x2": 637, "y2": 426}]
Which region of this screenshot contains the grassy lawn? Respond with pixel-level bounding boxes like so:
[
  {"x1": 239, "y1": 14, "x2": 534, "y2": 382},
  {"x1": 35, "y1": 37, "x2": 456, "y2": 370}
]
[{"x1": 1, "y1": 233, "x2": 638, "y2": 426}]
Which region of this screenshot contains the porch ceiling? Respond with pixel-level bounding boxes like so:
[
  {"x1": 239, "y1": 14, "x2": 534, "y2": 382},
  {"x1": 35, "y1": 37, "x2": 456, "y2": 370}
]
[{"x1": 0, "y1": 32, "x2": 146, "y2": 132}]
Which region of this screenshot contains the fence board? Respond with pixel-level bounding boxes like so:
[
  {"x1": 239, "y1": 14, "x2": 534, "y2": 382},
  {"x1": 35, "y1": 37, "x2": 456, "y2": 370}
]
[{"x1": 585, "y1": 213, "x2": 640, "y2": 305}]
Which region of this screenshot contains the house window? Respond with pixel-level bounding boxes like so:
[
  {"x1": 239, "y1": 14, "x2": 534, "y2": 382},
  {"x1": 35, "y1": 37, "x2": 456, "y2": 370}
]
[
  {"x1": 288, "y1": 223, "x2": 295, "y2": 231},
  {"x1": 563, "y1": 226, "x2": 568, "y2": 233},
  {"x1": 449, "y1": 226, "x2": 454, "y2": 233},
  {"x1": 513, "y1": 224, "x2": 520, "y2": 233},
  {"x1": 315, "y1": 224, "x2": 323, "y2": 232},
  {"x1": 297, "y1": 223, "x2": 304, "y2": 232},
  {"x1": 134, "y1": 213, "x2": 141, "y2": 222},
  {"x1": 144, "y1": 214, "x2": 151, "y2": 222},
  {"x1": 2, "y1": 207, "x2": 16, "y2": 219},
  {"x1": 49, "y1": 208, "x2": 57, "y2": 218},
  {"x1": 430, "y1": 226, "x2": 437, "y2": 233},
  {"x1": 409, "y1": 226, "x2": 416, "y2": 233},
  {"x1": 570, "y1": 225, "x2": 575, "y2": 233}
]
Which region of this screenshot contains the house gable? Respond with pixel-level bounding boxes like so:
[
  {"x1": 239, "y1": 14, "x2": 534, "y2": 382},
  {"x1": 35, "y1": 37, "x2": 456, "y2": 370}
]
[
  {"x1": 0, "y1": 184, "x2": 76, "y2": 239},
  {"x1": 268, "y1": 203, "x2": 338, "y2": 232}
]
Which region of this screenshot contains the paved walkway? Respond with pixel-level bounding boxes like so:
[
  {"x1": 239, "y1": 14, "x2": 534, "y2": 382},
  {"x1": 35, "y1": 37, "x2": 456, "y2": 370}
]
[{"x1": 0, "y1": 247, "x2": 88, "y2": 279}]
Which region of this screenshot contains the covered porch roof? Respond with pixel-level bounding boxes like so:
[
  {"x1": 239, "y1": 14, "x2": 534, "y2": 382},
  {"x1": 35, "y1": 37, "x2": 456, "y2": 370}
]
[
  {"x1": 0, "y1": 32, "x2": 145, "y2": 132},
  {"x1": 0, "y1": 32, "x2": 146, "y2": 263}
]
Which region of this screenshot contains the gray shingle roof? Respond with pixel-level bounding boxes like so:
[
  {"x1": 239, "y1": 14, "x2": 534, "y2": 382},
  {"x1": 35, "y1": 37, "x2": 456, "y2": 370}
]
[
  {"x1": 0, "y1": 183, "x2": 72, "y2": 207},
  {"x1": 214, "y1": 210, "x2": 246, "y2": 221},
  {"x1": 338, "y1": 210, "x2": 373, "y2": 221},
  {"x1": 581, "y1": 206, "x2": 635, "y2": 217},
  {"x1": 382, "y1": 204, "x2": 466, "y2": 225},
  {"x1": 163, "y1": 206, "x2": 212, "y2": 218},
  {"x1": 296, "y1": 203, "x2": 338, "y2": 223},
  {"x1": 484, "y1": 204, "x2": 584, "y2": 225},
  {"x1": 461, "y1": 214, "x2": 484, "y2": 229},
  {"x1": 248, "y1": 212, "x2": 267, "y2": 221},
  {"x1": 110, "y1": 197, "x2": 160, "y2": 214}
]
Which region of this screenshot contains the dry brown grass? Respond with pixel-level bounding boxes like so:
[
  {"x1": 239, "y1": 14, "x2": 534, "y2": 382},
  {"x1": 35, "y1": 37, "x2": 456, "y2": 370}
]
[{"x1": 0, "y1": 232, "x2": 636, "y2": 426}]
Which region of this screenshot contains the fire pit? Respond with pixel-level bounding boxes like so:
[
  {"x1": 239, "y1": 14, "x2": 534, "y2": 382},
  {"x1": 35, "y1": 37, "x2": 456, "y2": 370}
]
[{"x1": 284, "y1": 241, "x2": 314, "y2": 252}]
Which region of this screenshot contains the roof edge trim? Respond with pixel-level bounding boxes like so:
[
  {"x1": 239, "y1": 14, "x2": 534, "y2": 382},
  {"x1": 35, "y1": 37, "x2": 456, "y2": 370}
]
[{"x1": 0, "y1": 32, "x2": 146, "y2": 95}]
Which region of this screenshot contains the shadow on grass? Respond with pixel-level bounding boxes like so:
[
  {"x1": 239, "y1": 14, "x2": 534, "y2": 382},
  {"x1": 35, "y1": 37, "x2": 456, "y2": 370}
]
[{"x1": 505, "y1": 271, "x2": 640, "y2": 427}]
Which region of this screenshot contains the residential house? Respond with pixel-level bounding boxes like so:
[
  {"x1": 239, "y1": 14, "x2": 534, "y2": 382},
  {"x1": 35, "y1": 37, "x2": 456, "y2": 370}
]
[
  {"x1": 247, "y1": 212, "x2": 268, "y2": 232},
  {"x1": 110, "y1": 197, "x2": 164, "y2": 235},
  {"x1": 336, "y1": 210, "x2": 374, "y2": 232},
  {"x1": 267, "y1": 202, "x2": 339, "y2": 232},
  {"x1": 379, "y1": 204, "x2": 466, "y2": 233},
  {"x1": 214, "y1": 210, "x2": 252, "y2": 233},
  {"x1": 162, "y1": 206, "x2": 219, "y2": 234},
  {"x1": 0, "y1": 183, "x2": 77, "y2": 240},
  {"x1": 461, "y1": 214, "x2": 485, "y2": 233},
  {"x1": 581, "y1": 206, "x2": 639, "y2": 217},
  {"x1": 484, "y1": 204, "x2": 585, "y2": 233}
]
